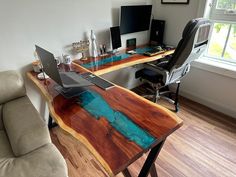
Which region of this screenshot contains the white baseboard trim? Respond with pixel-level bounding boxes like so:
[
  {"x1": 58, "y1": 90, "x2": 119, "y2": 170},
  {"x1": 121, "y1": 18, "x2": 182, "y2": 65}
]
[{"x1": 180, "y1": 89, "x2": 236, "y2": 119}]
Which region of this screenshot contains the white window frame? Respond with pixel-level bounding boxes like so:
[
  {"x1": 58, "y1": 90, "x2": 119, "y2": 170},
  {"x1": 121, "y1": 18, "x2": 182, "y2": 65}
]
[
  {"x1": 204, "y1": 0, "x2": 236, "y2": 64},
  {"x1": 210, "y1": 0, "x2": 236, "y2": 21}
]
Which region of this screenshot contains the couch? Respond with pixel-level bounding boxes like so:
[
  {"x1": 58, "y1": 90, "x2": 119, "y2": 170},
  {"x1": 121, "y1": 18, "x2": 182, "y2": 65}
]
[{"x1": 0, "y1": 70, "x2": 68, "y2": 177}]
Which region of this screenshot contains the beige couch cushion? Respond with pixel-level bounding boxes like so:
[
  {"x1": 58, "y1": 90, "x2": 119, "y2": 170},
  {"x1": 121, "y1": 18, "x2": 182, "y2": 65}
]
[
  {"x1": 0, "y1": 130, "x2": 14, "y2": 159},
  {"x1": 0, "y1": 105, "x2": 3, "y2": 130},
  {"x1": 0, "y1": 70, "x2": 26, "y2": 105},
  {"x1": 0, "y1": 143, "x2": 68, "y2": 177},
  {"x1": 3, "y1": 96, "x2": 51, "y2": 156}
]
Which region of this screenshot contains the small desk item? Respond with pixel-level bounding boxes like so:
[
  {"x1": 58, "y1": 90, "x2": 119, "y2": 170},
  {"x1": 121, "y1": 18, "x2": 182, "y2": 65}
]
[
  {"x1": 126, "y1": 50, "x2": 136, "y2": 55},
  {"x1": 27, "y1": 60, "x2": 182, "y2": 177},
  {"x1": 126, "y1": 38, "x2": 136, "y2": 51},
  {"x1": 72, "y1": 40, "x2": 90, "y2": 60},
  {"x1": 37, "y1": 72, "x2": 49, "y2": 80}
]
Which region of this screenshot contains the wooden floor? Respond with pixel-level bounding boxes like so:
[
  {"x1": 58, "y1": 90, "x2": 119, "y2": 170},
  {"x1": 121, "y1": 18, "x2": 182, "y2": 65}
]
[{"x1": 50, "y1": 85, "x2": 236, "y2": 177}]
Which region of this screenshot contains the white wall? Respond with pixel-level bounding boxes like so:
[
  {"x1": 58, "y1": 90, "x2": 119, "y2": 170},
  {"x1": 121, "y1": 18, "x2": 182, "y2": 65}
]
[
  {"x1": 181, "y1": 66, "x2": 236, "y2": 118},
  {"x1": 153, "y1": 0, "x2": 236, "y2": 118},
  {"x1": 153, "y1": 0, "x2": 199, "y2": 46},
  {"x1": 0, "y1": 0, "x2": 151, "y2": 119},
  {"x1": 0, "y1": 0, "x2": 112, "y2": 71}
]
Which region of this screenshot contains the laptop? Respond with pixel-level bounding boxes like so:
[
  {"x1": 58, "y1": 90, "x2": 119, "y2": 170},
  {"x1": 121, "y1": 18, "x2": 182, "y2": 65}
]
[{"x1": 35, "y1": 45, "x2": 93, "y2": 88}]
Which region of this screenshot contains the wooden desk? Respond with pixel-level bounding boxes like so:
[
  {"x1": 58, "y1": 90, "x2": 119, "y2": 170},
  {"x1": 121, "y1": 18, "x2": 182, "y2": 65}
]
[
  {"x1": 27, "y1": 49, "x2": 182, "y2": 177},
  {"x1": 73, "y1": 46, "x2": 174, "y2": 75}
]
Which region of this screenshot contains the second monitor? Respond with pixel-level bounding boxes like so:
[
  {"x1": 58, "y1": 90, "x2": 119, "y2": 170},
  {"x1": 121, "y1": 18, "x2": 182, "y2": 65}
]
[{"x1": 110, "y1": 26, "x2": 122, "y2": 50}]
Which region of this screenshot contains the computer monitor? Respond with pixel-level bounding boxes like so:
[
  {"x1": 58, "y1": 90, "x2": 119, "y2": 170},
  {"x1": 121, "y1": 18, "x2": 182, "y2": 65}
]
[
  {"x1": 110, "y1": 26, "x2": 122, "y2": 50},
  {"x1": 120, "y1": 5, "x2": 152, "y2": 35}
]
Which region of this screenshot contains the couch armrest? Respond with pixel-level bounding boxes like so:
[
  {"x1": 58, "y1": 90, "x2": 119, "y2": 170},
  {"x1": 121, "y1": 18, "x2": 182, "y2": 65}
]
[
  {"x1": 0, "y1": 105, "x2": 3, "y2": 130},
  {"x1": 3, "y1": 96, "x2": 51, "y2": 156},
  {"x1": 0, "y1": 70, "x2": 26, "y2": 105},
  {"x1": 0, "y1": 143, "x2": 68, "y2": 177}
]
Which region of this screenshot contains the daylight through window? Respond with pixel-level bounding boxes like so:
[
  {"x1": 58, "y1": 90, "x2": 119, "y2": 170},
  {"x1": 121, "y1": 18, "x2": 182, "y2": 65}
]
[{"x1": 207, "y1": 0, "x2": 236, "y2": 64}]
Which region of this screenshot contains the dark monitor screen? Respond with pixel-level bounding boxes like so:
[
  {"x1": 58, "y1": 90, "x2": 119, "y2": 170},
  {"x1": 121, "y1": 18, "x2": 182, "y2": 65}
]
[
  {"x1": 110, "y1": 26, "x2": 122, "y2": 50},
  {"x1": 120, "y1": 5, "x2": 152, "y2": 35}
]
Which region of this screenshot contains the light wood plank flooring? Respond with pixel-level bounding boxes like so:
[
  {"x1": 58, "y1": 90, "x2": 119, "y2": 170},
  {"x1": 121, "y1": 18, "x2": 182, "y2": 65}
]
[{"x1": 50, "y1": 87, "x2": 236, "y2": 177}]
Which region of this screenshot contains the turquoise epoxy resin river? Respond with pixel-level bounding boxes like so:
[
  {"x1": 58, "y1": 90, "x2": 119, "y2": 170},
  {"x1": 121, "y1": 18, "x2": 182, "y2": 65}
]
[
  {"x1": 77, "y1": 90, "x2": 156, "y2": 149},
  {"x1": 81, "y1": 47, "x2": 153, "y2": 69}
]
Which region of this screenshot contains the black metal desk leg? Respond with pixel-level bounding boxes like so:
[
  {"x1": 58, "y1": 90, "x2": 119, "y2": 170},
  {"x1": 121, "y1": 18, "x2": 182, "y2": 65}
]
[
  {"x1": 138, "y1": 139, "x2": 166, "y2": 177},
  {"x1": 122, "y1": 168, "x2": 132, "y2": 177},
  {"x1": 48, "y1": 115, "x2": 58, "y2": 129},
  {"x1": 150, "y1": 164, "x2": 158, "y2": 177}
]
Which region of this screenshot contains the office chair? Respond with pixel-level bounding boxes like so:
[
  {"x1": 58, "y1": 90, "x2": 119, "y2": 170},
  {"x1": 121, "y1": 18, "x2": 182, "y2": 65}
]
[{"x1": 135, "y1": 18, "x2": 212, "y2": 112}]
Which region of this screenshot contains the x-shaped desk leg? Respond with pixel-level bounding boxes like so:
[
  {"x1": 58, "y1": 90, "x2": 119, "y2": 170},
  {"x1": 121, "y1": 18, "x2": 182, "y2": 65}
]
[{"x1": 122, "y1": 139, "x2": 165, "y2": 177}]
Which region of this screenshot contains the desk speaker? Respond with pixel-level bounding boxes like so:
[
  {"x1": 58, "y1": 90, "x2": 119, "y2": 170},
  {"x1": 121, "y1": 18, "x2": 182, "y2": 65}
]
[{"x1": 150, "y1": 19, "x2": 165, "y2": 45}]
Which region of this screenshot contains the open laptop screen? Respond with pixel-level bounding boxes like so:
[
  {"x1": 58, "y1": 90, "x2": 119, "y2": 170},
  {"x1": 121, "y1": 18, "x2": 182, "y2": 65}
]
[{"x1": 35, "y1": 45, "x2": 63, "y2": 86}]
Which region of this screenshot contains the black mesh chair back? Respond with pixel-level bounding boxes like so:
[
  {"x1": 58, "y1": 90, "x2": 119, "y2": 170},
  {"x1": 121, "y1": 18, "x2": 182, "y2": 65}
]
[{"x1": 164, "y1": 18, "x2": 211, "y2": 83}]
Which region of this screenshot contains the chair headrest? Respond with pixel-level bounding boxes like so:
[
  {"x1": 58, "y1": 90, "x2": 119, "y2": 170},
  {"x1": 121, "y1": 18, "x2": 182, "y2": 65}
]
[
  {"x1": 182, "y1": 18, "x2": 211, "y2": 38},
  {"x1": 164, "y1": 18, "x2": 211, "y2": 71}
]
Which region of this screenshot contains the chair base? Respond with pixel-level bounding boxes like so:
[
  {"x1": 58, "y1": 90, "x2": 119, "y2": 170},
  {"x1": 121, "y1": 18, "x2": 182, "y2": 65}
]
[{"x1": 142, "y1": 82, "x2": 180, "y2": 112}]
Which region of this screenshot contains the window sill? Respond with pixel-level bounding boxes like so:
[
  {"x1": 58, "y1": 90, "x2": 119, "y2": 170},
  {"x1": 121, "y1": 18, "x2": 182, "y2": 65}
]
[{"x1": 192, "y1": 57, "x2": 236, "y2": 79}]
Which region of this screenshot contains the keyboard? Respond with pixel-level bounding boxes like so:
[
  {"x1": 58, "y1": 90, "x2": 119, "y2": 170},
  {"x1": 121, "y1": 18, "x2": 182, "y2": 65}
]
[
  {"x1": 81, "y1": 73, "x2": 114, "y2": 90},
  {"x1": 143, "y1": 49, "x2": 165, "y2": 56},
  {"x1": 143, "y1": 46, "x2": 166, "y2": 57}
]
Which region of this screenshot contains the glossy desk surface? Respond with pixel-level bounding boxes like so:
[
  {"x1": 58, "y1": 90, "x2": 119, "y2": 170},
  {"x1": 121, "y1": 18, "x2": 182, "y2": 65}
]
[
  {"x1": 27, "y1": 51, "x2": 182, "y2": 176},
  {"x1": 73, "y1": 46, "x2": 174, "y2": 75},
  {"x1": 27, "y1": 48, "x2": 182, "y2": 176}
]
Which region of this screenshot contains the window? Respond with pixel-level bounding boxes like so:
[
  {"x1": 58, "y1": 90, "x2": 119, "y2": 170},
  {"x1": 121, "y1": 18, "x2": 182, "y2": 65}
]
[
  {"x1": 217, "y1": 0, "x2": 236, "y2": 10},
  {"x1": 206, "y1": 0, "x2": 236, "y2": 64}
]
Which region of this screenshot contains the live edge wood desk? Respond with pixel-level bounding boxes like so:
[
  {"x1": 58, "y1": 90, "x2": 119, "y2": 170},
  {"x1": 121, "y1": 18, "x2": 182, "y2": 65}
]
[
  {"x1": 27, "y1": 47, "x2": 182, "y2": 177},
  {"x1": 73, "y1": 46, "x2": 174, "y2": 75}
]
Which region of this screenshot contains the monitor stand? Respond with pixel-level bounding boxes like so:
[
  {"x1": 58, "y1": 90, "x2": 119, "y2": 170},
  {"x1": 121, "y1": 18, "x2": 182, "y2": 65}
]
[{"x1": 54, "y1": 85, "x2": 87, "y2": 99}]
